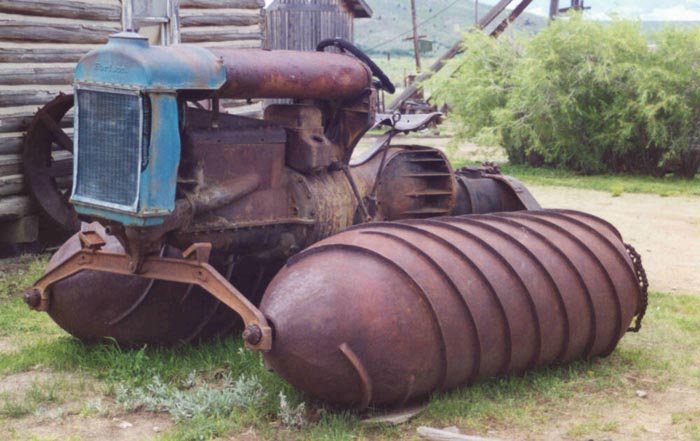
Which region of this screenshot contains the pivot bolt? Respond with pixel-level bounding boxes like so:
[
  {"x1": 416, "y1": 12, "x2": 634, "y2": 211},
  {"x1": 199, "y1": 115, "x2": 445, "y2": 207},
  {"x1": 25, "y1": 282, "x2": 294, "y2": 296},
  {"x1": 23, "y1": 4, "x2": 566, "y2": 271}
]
[
  {"x1": 24, "y1": 289, "x2": 41, "y2": 308},
  {"x1": 242, "y1": 325, "x2": 262, "y2": 346}
]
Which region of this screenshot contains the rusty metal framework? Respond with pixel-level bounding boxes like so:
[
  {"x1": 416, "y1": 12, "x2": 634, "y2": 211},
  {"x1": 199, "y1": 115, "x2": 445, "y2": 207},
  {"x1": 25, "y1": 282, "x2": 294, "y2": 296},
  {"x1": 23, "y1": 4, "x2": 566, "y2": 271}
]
[{"x1": 21, "y1": 24, "x2": 645, "y2": 410}]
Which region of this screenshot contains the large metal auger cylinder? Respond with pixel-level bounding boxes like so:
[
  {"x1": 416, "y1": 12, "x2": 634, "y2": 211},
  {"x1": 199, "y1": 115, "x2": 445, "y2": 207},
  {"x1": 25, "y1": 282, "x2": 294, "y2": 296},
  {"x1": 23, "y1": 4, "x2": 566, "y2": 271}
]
[{"x1": 260, "y1": 209, "x2": 647, "y2": 408}]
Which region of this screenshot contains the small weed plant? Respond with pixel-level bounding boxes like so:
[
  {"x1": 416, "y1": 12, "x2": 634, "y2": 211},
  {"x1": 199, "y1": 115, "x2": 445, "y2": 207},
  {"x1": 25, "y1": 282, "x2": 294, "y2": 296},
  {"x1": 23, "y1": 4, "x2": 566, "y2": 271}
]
[{"x1": 116, "y1": 372, "x2": 266, "y2": 422}]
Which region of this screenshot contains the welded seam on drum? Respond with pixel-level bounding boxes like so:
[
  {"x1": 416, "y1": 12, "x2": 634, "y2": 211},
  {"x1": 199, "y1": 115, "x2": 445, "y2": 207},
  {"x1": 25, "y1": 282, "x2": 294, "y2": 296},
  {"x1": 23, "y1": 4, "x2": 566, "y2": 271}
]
[
  {"x1": 291, "y1": 242, "x2": 449, "y2": 389},
  {"x1": 415, "y1": 218, "x2": 516, "y2": 376},
  {"x1": 339, "y1": 342, "x2": 373, "y2": 410},
  {"x1": 182, "y1": 302, "x2": 221, "y2": 344},
  {"x1": 482, "y1": 214, "x2": 573, "y2": 363},
  {"x1": 107, "y1": 245, "x2": 167, "y2": 326},
  {"x1": 360, "y1": 223, "x2": 482, "y2": 385},
  {"x1": 106, "y1": 277, "x2": 157, "y2": 326},
  {"x1": 516, "y1": 212, "x2": 617, "y2": 357},
  {"x1": 183, "y1": 259, "x2": 238, "y2": 343},
  {"x1": 451, "y1": 217, "x2": 544, "y2": 370},
  {"x1": 539, "y1": 211, "x2": 627, "y2": 353}
]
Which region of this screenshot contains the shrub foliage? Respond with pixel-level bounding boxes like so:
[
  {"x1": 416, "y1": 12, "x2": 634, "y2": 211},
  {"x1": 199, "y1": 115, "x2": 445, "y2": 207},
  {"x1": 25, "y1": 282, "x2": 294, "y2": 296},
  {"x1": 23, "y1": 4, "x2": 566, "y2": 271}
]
[{"x1": 430, "y1": 16, "x2": 700, "y2": 177}]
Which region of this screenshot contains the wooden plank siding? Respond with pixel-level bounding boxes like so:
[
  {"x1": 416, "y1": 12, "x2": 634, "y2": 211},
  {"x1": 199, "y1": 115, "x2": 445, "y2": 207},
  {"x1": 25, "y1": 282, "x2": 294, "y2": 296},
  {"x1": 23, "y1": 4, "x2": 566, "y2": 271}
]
[
  {"x1": 0, "y1": 0, "x2": 264, "y2": 244},
  {"x1": 265, "y1": 0, "x2": 355, "y2": 51}
]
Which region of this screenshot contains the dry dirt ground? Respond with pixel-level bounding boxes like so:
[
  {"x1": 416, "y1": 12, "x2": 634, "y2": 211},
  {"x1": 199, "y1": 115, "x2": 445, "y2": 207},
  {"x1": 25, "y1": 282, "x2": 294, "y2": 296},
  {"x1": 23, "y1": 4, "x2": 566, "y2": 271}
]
[
  {"x1": 497, "y1": 389, "x2": 700, "y2": 441},
  {"x1": 529, "y1": 185, "x2": 700, "y2": 296},
  {"x1": 0, "y1": 369, "x2": 174, "y2": 441}
]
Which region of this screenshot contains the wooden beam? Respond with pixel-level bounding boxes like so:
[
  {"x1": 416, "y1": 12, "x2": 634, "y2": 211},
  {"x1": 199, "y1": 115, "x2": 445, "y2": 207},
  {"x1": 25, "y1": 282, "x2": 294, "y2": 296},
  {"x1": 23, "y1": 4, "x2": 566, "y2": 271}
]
[
  {"x1": 180, "y1": 13, "x2": 261, "y2": 27},
  {"x1": 0, "y1": 115, "x2": 30, "y2": 134},
  {"x1": 0, "y1": 214, "x2": 38, "y2": 243},
  {"x1": 0, "y1": 0, "x2": 120, "y2": 21},
  {"x1": 388, "y1": 39, "x2": 462, "y2": 111},
  {"x1": 0, "y1": 195, "x2": 35, "y2": 222},
  {"x1": 0, "y1": 174, "x2": 24, "y2": 197},
  {"x1": 0, "y1": 21, "x2": 117, "y2": 44},
  {"x1": 0, "y1": 154, "x2": 22, "y2": 176},
  {"x1": 477, "y1": 0, "x2": 514, "y2": 29},
  {"x1": 0, "y1": 135, "x2": 23, "y2": 155},
  {"x1": 0, "y1": 47, "x2": 90, "y2": 63},
  {"x1": 180, "y1": 0, "x2": 264, "y2": 9},
  {"x1": 0, "y1": 66, "x2": 74, "y2": 86},
  {"x1": 417, "y1": 426, "x2": 503, "y2": 441},
  {"x1": 410, "y1": 0, "x2": 422, "y2": 73},
  {"x1": 491, "y1": 0, "x2": 535, "y2": 37},
  {"x1": 549, "y1": 0, "x2": 560, "y2": 18},
  {"x1": 0, "y1": 112, "x2": 72, "y2": 134},
  {"x1": 181, "y1": 30, "x2": 262, "y2": 43},
  {"x1": 0, "y1": 90, "x2": 66, "y2": 107}
]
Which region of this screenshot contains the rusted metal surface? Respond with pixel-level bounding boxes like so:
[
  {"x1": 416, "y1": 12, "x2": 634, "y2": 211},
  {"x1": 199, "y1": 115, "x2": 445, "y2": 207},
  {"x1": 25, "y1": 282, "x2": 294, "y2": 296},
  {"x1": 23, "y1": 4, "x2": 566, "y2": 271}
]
[
  {"x1": 27, "y1": 44, "x2": 546, "y2": 348},
  {"x1": 260, "y1": 210, "x2": 646, "y2": 408},
  {"x1": 22, "y1": 93, "x2": 79, "y2": 233},
  {"x1": 32, "y1": 228, "x2": 272, "y2": 350},
  {"x1": 453, "y1": 165, "x2": 541, "y2": 214},
  {"x1": 210, "y1": 48, "x2": 372, "y2": 100},
  {"x1": 368, "y1": 146, "x2": 456, "y2": 220},
  {"x1": 34, "y1": 223, "x2": 247, "y2": 347}
]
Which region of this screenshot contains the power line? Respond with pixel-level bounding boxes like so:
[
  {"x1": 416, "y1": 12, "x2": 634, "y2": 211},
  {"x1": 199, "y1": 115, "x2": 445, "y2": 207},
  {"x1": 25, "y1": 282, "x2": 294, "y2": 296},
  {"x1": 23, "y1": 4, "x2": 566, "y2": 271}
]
[{"x1": 365, "y1": 0, "x2": 462, "y2": 52}]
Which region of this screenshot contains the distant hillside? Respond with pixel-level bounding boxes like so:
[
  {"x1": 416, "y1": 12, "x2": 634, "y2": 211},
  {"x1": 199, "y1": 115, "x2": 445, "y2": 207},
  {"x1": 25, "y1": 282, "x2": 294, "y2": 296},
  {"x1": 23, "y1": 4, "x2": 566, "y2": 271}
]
[
  {"x1": 355, "y1": 0, "x2": 547, "y2": 56},
  {"x1": 642, "y1": 21, "x2": 700, "y2": 33}
]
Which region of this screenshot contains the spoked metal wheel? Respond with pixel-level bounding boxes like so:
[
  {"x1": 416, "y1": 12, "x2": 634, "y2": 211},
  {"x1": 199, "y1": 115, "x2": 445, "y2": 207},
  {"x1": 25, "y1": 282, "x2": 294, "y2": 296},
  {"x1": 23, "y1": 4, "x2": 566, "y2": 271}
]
[{"x1": 23, "y1": 93, "x2": 80, "y2": 233}]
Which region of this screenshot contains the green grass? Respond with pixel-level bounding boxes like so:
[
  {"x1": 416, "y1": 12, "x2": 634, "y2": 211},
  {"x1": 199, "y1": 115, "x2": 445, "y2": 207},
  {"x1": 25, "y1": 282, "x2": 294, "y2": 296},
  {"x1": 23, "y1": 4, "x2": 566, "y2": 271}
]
[
  {"x1": 451, "y1": 159, "x2": 700, "y2": 197},
  {"x1": 1, "y1": 259, "x2": 700, "y2": 440}
]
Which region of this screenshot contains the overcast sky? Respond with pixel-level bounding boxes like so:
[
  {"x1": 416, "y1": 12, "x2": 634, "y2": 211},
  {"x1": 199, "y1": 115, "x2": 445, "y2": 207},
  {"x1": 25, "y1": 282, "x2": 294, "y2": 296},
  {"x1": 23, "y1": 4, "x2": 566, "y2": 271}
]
[{"x1": 527, "y1": 0, "x2": 700, "y2": 21}]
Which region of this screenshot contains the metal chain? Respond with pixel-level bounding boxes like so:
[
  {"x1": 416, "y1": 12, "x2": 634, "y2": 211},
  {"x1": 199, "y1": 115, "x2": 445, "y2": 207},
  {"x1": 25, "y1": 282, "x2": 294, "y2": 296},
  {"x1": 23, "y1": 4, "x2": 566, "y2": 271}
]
[{"x1": 625, "y1": 243, "x2": 649, "y2": 332}]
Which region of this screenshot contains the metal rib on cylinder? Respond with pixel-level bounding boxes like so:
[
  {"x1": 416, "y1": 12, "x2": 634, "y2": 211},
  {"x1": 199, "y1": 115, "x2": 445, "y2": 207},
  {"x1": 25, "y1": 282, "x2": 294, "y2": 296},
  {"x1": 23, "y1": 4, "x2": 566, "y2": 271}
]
[{"x1": 260, "y1": 209, "x2": 645, "y2": 408}]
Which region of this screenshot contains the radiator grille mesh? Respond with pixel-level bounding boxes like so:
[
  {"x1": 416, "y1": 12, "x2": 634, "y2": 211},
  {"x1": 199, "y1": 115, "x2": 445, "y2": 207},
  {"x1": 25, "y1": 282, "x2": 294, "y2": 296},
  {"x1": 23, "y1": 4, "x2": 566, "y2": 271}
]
[{"x1": 74, "y1": 89, "x2": 142, "y2": 209}]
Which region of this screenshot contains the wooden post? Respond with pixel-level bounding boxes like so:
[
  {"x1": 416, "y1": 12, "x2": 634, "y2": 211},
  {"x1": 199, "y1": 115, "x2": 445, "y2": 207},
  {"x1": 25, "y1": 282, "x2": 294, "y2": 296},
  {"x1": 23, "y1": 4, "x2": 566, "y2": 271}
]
[
  {"x1": 549, "y1": 0, "x2": 560, "y2": 18},
  {"x1": 410, "y1": 0, "x2": 421, "y2": 73}
]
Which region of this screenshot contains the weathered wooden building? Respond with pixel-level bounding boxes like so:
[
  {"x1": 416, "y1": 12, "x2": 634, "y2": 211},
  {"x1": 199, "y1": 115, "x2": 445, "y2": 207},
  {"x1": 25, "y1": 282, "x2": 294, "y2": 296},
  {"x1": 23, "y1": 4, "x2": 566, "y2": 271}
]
[
  {"x1": 265, "y1": 0, "x2": 372, "y2": 51},
  {"x1": 0, "y1": 0, "x2": 264, "y2": 249}
]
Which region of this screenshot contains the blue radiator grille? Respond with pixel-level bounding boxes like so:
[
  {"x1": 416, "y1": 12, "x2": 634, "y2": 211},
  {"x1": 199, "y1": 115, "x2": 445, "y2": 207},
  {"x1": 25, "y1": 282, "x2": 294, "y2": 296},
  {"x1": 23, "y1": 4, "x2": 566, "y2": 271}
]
[{"x1": 74, "y1": 89, "x2": 142, "y2": 209}]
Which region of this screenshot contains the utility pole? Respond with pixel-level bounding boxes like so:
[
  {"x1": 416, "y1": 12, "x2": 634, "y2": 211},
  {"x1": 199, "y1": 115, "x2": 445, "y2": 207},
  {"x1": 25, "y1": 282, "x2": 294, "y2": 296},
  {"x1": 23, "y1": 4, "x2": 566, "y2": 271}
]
[
  {"x1": 410, "y1": 0, "x2": 421, "y2": 73},
  {"x1": 549, "y1": 0, "x2": 559, "y2": 19},
  {"x1": 475, "y1": 0, "x2": 479, "y2": 25}
]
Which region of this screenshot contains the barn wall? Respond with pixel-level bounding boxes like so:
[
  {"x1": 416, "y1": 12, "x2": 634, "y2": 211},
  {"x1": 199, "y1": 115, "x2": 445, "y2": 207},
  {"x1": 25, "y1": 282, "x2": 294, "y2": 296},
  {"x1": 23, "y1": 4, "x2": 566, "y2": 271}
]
[
  {"x1": 0, "y1": 0, "x2": 264, "y2": 245},
  {"x1": 265, "y1": 0, "x2": 354, "y2": 51}
]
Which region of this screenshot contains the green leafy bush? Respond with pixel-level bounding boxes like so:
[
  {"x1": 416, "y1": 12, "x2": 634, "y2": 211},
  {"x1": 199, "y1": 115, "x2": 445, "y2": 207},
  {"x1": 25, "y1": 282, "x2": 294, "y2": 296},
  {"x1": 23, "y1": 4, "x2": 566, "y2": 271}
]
[{"x1": 430, "y1": 16, "x2": 700, "y2": 178}]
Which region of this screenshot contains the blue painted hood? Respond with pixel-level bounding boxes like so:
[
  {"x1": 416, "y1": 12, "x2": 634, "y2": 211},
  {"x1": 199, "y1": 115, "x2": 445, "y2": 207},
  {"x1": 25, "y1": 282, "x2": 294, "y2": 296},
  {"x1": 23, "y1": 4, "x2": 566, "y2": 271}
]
[{"x1": 75, "y1": 32, "x2": 226, "y2": 91}]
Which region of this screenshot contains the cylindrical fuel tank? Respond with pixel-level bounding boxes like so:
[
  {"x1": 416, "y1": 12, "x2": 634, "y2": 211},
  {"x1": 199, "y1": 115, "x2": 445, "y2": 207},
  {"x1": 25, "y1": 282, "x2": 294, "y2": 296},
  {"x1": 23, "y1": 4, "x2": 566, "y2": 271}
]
[
  {"x1": 45, "y1": 223, "x2": 240, "y2": 346},
  {"x1": 260, "y1": 210, "x2": 645, "y2": 408},
  {"x1": 209, "y1": 49, "x2": 372, "y2": 100}
]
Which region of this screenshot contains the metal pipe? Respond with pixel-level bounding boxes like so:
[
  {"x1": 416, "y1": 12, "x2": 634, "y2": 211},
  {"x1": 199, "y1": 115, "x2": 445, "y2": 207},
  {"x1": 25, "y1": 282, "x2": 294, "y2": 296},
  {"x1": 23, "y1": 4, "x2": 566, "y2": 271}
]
[{"x1": 209, "y1": 49, "x2": 373, "y2": 100}]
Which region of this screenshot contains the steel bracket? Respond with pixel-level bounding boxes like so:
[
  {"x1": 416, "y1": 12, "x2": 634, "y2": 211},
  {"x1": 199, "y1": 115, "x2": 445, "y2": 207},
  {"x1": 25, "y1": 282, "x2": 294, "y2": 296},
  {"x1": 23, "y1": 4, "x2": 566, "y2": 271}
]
[{"x1": 26, "y1": 232, "x2": 272, "y2": 351}]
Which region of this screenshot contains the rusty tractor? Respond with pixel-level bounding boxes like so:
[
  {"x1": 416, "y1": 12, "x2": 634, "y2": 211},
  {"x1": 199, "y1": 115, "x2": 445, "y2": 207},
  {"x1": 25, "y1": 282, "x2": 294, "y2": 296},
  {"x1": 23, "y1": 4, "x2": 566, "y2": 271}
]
[{"x1": 24, "y1": 33, "x2": 647, "y2": 409}]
